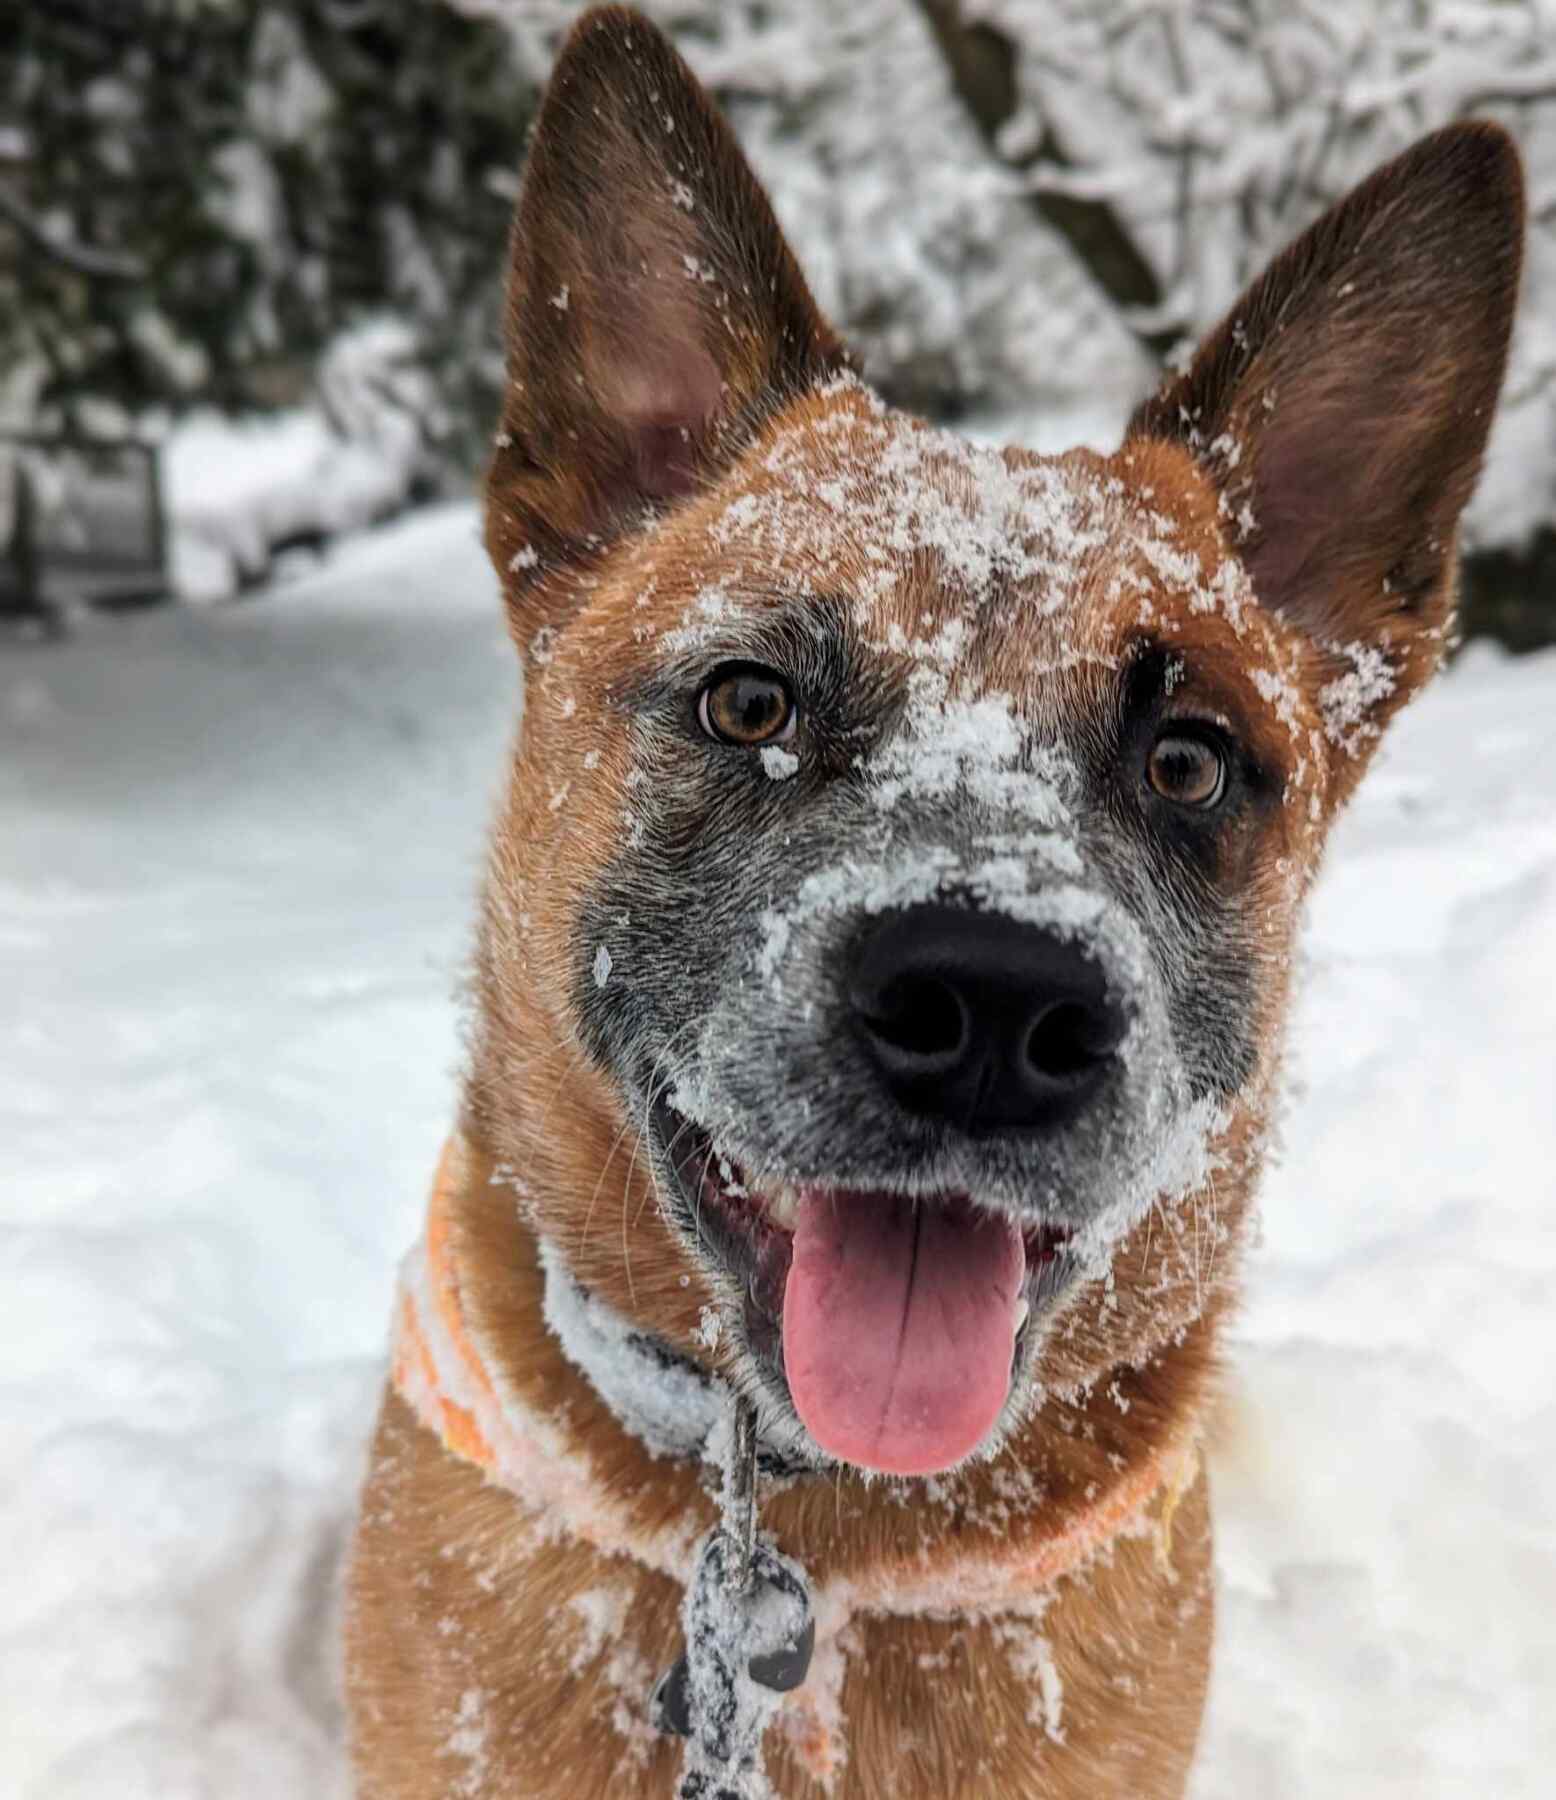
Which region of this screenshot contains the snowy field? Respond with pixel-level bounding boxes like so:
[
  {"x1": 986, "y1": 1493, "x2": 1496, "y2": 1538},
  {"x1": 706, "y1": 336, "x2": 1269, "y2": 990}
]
[{"x1": 3, "y1": 502, "x2": 1553, "y2": 1798}]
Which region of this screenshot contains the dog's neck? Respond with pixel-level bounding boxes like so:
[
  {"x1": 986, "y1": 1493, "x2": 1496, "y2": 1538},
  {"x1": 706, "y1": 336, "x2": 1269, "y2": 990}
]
[
  {"x1": 388, "y1": 1128, "x2": 1219, "y2": 1788},
  {"x1": 396, "y1": 1129, "x2": 1214, "y2": 1598}
]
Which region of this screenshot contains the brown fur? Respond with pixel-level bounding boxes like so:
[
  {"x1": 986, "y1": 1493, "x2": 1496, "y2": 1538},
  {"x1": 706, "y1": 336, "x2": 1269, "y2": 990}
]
[{"x1": 346, "y1": 10, "x2": 1522, "y2": 1795}]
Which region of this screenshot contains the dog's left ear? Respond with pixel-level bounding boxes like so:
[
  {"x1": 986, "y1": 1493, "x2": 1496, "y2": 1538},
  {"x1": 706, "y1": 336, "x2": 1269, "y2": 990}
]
[
  {"x1": 487, "y1": 6, "x2": 847, "y2": 653},
  {"x1": 1131, "y1": 122, "x2": 1523, "y2": 733}
]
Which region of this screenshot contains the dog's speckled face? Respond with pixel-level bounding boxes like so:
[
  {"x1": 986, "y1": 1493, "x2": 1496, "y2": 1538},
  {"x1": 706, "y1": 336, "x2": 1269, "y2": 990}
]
[
  {"x1": 556, "y1": 393, "x2": 1324, "y2": 1472},
  {"x1": 471, "y1": 13, "x2": 1520, "y2": 1476}
]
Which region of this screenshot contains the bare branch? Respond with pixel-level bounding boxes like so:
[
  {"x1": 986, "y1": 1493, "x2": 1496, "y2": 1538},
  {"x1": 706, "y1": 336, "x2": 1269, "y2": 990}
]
[{"x1": 0, "y1": 186, "x2": 147, "y2": 284}]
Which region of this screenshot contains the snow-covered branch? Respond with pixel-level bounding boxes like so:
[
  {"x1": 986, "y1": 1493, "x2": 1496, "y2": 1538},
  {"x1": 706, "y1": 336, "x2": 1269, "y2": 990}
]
[{"x1": 0, "y1": 188, "x2": 147, "y2": 283}]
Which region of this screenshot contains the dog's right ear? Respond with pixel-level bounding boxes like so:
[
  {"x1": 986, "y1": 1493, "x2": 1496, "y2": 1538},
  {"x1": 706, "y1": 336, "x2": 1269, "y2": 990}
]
[
  {"x1": 1129, "y1": 122, "x2": 1523, "y2": 745},
  {"x1": 487, "y1": 6, "x2": 847, "y2": 655}
]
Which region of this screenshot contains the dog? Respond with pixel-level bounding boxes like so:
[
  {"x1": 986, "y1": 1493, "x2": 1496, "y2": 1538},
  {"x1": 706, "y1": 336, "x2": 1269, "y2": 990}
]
[{"x1": 345, "y1": 9, "x2": 1522, "y2": 1795}]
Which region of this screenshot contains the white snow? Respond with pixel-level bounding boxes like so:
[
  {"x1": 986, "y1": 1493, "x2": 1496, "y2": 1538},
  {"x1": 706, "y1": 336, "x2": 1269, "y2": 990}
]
[
  {"x1": 162, "y1": 322, "x2": 436, "y2": 604},
  {"x1": 758, "y1": 745, "x2": 800, "y2": 782},
  {"x1": 992, "y1": 1612, "x2": 1065, "y2": 1741},
  {"x1": 0, "y1": 504, "x2": 512, "y2": 1799},
  {"x1": 537, "y1": 1238, "x2": 726, "y2": 1466},
  {"x1": 438, "y1": 1687, "x2": 490, "y2": 1797},
  {"x1": 862, "y1": 677, "x2": 1072, "y2": 821},
  {"x1": 2, "y1": 506, "x2": 1553, "y2": 1797},
  {"x1": 1317, "y1": 641, "x2": 1396, "y2": 755},
  {"x1": 165, "y1": 407, "x2": 408, "y2": 603},
  {"x1": 1193, "y1": 636, "x2": 1556, "y2": 1800},
  {"x1": 566, "y1": 1586, "x2": 632, "y2": 1677}
]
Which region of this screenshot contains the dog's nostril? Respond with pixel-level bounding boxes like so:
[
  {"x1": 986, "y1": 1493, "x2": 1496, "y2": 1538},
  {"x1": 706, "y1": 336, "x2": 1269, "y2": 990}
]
[
  {"x1": 1025, "y1": 1000, "x2": 1123, "y2": 1081},
  {"x1": 865, "y1": 974, "x2": 966, "y2": 1062}
]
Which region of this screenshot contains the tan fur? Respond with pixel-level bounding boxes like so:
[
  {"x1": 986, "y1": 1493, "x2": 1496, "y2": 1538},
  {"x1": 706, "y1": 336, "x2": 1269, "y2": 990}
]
[{"x1": 345, "y1": 10, "x2": 1522, "y2": 1795}]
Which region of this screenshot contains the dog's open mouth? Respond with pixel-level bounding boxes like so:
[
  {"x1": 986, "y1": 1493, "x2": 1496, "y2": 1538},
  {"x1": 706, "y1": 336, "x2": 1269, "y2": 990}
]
[{"x1": 652, "y1": 1098, "x2": 1071, "y2": 1476}]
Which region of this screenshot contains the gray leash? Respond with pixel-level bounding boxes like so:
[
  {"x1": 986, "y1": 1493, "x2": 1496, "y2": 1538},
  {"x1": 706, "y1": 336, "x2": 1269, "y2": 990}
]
[{"x1": 651, "y1": 1398, "x2": 815, "y2": 1799}]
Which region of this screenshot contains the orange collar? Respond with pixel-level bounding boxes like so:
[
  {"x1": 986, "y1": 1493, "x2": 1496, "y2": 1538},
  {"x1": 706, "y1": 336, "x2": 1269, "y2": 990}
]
[
  {"x1": 391, "y1": 1133, "x2": 710, "y2": 1573},
  {"x1": 390, "y1": 1133, "x2": 1202, "y2": 1776}
]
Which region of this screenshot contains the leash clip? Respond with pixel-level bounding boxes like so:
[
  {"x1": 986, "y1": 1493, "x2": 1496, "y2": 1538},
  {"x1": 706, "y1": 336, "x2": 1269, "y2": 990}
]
[
  {"x1": 725, "y1": 1393, "x2": 759, "y2": 1591},
  {"x1": 652, "y1": 1398, "x2": 815, "y2": 1798}
]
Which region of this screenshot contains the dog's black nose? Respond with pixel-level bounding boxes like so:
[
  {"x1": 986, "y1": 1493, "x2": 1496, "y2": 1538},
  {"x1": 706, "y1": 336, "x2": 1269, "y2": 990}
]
[{"x1": 848, "y1": 904, "x2": 1129, "y2": 1134}]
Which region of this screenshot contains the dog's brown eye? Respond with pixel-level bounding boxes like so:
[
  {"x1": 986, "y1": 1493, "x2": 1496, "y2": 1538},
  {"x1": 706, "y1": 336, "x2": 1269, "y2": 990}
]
[
  {"x1": 1147, "y1": 732, "x2": 1226, "y2": 808},
  {"x1": 698, "y1": 665, "x2": 796, "y2": 747}
]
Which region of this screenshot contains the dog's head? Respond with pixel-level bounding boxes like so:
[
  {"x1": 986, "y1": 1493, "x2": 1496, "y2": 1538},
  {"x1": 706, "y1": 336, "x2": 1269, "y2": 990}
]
[{"x1": 473, "y1": 7, "x2": 1521, "y2": 1477}]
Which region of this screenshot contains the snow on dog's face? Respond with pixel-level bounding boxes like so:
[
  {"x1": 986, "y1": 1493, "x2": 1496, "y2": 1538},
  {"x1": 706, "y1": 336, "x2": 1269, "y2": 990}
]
[
  {"x1": 567, "y1": 405, "x2": 1311, "y2": 1476},
  {"x1": 475, "y1": 11, "x2": 1521, "y2": 1476}
]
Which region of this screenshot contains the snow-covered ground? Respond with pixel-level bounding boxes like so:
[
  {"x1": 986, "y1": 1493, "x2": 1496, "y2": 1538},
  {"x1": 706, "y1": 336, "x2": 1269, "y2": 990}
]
[{"x1": 2, "y1": 504, "x2": 1552, "y2": 1797}]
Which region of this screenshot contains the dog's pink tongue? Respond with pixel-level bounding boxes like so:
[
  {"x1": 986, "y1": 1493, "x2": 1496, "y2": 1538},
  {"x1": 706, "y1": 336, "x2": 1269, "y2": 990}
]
[{"x1": 781, "y1": 1190, "x2": 1025, "y2": 1476}]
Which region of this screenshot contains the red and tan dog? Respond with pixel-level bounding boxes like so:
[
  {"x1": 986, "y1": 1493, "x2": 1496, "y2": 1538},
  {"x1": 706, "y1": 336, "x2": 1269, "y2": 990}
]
[{"x1": 346, "y1": 10, "x2": 1522, "y2": 1795}]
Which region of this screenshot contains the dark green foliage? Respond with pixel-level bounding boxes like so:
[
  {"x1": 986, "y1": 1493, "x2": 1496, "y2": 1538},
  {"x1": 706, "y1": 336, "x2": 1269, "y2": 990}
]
[
  {"x1": 1461, "y1": 537, "x2": 1556, "y2": 653},
  {"x1": 1, "y1": 0, "x2": 535, "y2": 464}
]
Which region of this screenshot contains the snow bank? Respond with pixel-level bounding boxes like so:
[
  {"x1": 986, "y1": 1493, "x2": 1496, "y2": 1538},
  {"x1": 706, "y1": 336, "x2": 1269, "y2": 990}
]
[
  {"x1": 1195, "y1": 637, "x2": 1556, "y2": 1798},
  {"x1": 163, "y1": 323, "x2": 438, "y2": 604},
  {"x1": 0, "y1": 505, "x2": 513, "y2": 1796},
  {"x1": 1, "y1": 505, "x2": 1551, "y2": 1796}
]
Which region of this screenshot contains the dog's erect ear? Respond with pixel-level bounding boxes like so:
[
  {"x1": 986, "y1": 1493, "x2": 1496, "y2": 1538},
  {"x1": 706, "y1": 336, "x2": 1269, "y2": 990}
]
[
  {"x1": 1130, "y1": 122, "x2": 1523, "y2": 701},
  {"x1": 487, "y1": 6, "x2": 846, "y2": 647}
]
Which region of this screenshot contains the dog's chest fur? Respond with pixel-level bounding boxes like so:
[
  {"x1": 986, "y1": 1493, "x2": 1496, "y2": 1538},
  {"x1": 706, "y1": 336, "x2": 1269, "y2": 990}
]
[{"x1": 347, "y1": 1150, "x2": 1218, "y2": 1799}]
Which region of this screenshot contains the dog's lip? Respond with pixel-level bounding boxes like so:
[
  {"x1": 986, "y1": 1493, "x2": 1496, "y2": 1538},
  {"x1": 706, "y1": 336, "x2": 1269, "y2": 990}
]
[{"x1": 649, "y1": 1096, "x2": 1073, "y2": 1356}]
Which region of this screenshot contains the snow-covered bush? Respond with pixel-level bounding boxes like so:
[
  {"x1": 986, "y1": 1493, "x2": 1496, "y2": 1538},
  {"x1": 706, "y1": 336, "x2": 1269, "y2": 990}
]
[
  {"x1": 485, "y1": 0, "x2": 1150, "y2": 426},
  {"x1": 164, "y1": 321, "x2": 438, "y2": 603},
  {"x1": 1, "y1": 0, "x2": 529, "y2": 465},
  {"x1": 496, "y1": 0, "x2": 1556, "y2": 571},
  {"x1": 967, "y1": 0, "x2": 1556, "y2": 551},
  {"x1": 9, "y1": 0, "x2": 1556, "y2": 630}
]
